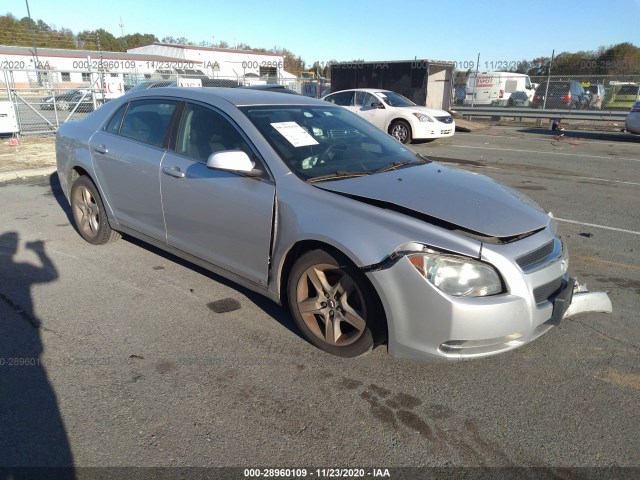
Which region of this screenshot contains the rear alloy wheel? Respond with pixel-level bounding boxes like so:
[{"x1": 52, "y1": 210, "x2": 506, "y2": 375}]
[
  {"x1": 288, "y1": 249, "x2": 382, "y2": 357},
  {"x1": 389, "y1": 120, "x2": 412, "y2": 144},
  {"x1": 70, "y1": 176, "x2": 120, "y2": 245},
  {"x1": 57, "y1": 100, "x2": 69, "y2": 111}
]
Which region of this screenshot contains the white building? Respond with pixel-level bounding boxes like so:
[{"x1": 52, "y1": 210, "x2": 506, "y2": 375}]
[
  {"x1": 1, "y1": 43, "x2": 297, "y2": 94},
  {"x1": 0, "y1": 45, "x2": 192, "y2": 89},
  {"x1": 127, "y1": 42, "x2": 296, "y2": 84}
]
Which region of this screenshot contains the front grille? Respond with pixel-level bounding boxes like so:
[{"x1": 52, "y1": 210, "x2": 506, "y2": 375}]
[
  {"x1": 516, "y1": 240, "x2": 555, "y2": 271},
  {"x1": 435, "y1": 115, "x2": 453, "y2": 124},
  {"x1": 533, "y1": 277, "x2": 563, "y2": 304}
]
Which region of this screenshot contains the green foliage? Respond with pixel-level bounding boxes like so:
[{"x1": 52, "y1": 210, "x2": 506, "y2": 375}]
[
  {"x1": 2, "y1": 13, "x2": 639, "y2": 77},
  {"x1": 122, "y1": 33, "x2": 159, "y2": 49},
  {"x1": 0, "y1": 12, "x2": 310, "y2": 75},
  {"x1": 0, "y1": 13, "x2": 155, "y2": 52},
  {"x1": 509, "y1": 44, "x2": 640, "y2": 76}
]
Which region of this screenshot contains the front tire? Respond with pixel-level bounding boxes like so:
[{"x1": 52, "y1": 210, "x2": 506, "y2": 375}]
[
  {"x1": 70, "y1": 176, "x2": 120, "y2": 245},
  {"x1": 389, "y1": 120, "x2": 412, "y2": 144},
  {"x1": 287, "y1": 249, "x2": 382, "y2": 357}
]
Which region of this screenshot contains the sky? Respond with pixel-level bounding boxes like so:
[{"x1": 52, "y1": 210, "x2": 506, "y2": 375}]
[{"x1": 5, "y1": 0, "x2": 640, "y2": 66}]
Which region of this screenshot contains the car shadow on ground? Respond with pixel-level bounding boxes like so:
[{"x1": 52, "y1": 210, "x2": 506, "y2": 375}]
[
  {"x1": 0, "y1": 231, "x2": 75, "y2": 479},
  {"x1": 47, "y1": 173, "x2": 303, "y2": 344},
  {"x1": 121, "y1": 234, "x2": 303, "y2": 341},
  {"x1": 517, "y1": 128, "x2": 639, "y2": 143}
]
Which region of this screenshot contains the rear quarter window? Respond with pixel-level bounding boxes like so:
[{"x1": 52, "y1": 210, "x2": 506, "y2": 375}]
[{"x1": 105, "y1": 103, "x2": 128, "y2": 134}]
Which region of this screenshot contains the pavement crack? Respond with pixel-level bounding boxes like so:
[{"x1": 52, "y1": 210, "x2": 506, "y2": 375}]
[
  {"x1": 567, "y1": 317, "x2": 640, "y2": 352},
  {"x1": 0, "y1": 290, "x2": 58, "y2": 335}
]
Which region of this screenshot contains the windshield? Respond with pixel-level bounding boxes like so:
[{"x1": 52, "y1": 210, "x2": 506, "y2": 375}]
[
  {"x1": 376, "y1": 91, "x2": 416, "y2": 107},
  {"x1": 239, "y1": 105, "x2": 425, "y2": 181}
]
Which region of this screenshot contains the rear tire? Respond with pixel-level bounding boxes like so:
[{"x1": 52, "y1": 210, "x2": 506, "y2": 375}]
[
  {"x1": 287, "y1": 249, "x2": 383, "y2": 357},
  {"x1": 70, "y1": 175, "x2": 120, "y2": 245}
]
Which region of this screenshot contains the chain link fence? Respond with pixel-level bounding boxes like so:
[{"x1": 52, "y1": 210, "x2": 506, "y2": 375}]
[
  {"x1": 4, "y1": 66, "x2": 638, "y2": 136},
  {"x1": 1, "y1": 67, "x2": 330, "y2": 136},
  {"x1": 453, "y1": 72, "x2": 639, "y2": 111}
]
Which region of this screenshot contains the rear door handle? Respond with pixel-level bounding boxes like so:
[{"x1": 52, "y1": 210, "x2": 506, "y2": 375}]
[
  {"x1": 162, "y1": 166, "x2": 185, "y2": 178},
  {"x1": 93, "y1": 144, "x2": 108, "y2": 154}
]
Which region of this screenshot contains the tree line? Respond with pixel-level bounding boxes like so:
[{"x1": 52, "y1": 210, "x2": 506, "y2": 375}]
[
  {"x1": 0, "y1": 13, "x2": 306, "y2": 74},
  {"x1": 509, "y1": 43, "x2": 640, "y2": 76},
  {"x1": 3, "y1": 13, "x2": 637, "y2": 77}
]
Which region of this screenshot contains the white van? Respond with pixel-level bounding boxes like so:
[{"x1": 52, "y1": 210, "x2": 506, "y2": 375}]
[{"x1": 464, "y1": 72, "x2": 536, "y2": 106}]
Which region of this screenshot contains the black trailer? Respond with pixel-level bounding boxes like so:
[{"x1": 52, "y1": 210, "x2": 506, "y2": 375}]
[{"x1": 329, "y1": 59, "x2": 454, "y2": 111}]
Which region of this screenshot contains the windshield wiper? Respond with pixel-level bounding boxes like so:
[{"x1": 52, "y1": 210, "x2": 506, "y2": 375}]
[
  {"x1": 373, "y1": 159, "x2": 426, "y2": 174},
  {"x1": 307, "y1": 171, "x2": 371, "y2": 184}
]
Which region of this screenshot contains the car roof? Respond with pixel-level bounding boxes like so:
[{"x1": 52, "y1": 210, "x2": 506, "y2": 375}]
[
  {"x1": 238, "y1": 84, "x2": 300, "y2": 94},
  {"x1": 329, "y1": 88, "x2": 391, "y2": 94},
  {"x1": 126, "y1": 87, "x2": 323, "y2": 107}
]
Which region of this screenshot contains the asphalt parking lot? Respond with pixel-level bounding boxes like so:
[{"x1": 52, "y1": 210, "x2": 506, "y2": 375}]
[{"x1": 0, "y1": 125, "x2": 638, "y2": 474}]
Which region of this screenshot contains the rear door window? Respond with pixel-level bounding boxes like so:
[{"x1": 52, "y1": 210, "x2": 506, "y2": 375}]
[
  {"x1": 118, "y1": 99, "x2": 178, "y2": 147},
  {"x1": 325, "y1": 91, "x2": 354, "y2": 106}
]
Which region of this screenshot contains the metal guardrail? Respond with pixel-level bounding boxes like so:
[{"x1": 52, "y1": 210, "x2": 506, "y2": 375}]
[{"x1": 452, "y1": 107, "x2": 628, "y2": 122}]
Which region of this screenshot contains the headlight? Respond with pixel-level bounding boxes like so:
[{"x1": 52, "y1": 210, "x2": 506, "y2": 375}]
[
  {"x1": 408, "y1": 252, "x2": 503, "y2": 297},
  {"x1": 412, "y1": 112, "x2": 434, "y2": 122}
]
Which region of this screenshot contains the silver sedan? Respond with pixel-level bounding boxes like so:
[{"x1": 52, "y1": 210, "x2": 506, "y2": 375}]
[{"x1": 55, "y1": 88, "x2": 610, "y2": 360}]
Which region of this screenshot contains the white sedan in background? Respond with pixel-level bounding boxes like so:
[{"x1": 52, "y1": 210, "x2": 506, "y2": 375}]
[
  {"x1": 625, "y1": 101, "x2": 640, "y2": 135},
  {"x1": 322, "y1": 88, "x2": 455, "y2": 144}
]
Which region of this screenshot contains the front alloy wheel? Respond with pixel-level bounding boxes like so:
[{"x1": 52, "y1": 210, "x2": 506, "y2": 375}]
[
  {"x1": 288, "y1": 250, "x2": 382, "y2": 357},
  {"x1": 390, "y1": 120, "x2": 412, "y2": 144}
]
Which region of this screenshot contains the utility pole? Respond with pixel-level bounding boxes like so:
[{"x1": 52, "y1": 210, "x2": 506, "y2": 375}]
[
  {"x1": 24, "y1": 0, "x2": 41, "y2": 84},
  {"x1": 542, "y1": 49, "x2": 555, "y2": 110},
  {"x1": 470, "y1": 53, "x2": 480, "y2": 108},
  {"x1": 211, "y1": 35, "x2": 216, "y2": 78},
  {"x1": 119, "y1": 17, "x2": 125, "y2": 37}
]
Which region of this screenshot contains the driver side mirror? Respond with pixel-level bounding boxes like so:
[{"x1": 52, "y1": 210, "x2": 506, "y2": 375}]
[
  {"x1": 371, "y1": 101, "x2": 384, "y2": 109},
  {"x1": 206, "y1": 150, "x2": 261, "y2": 176}
]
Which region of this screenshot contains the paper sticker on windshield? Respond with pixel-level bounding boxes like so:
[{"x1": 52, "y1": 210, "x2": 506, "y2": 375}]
[{"x1": 271, "y1": 122, "x2": 319, "y2": 147}]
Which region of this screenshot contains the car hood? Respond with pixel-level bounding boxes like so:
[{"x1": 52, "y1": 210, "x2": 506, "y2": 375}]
[{"x1": 318, "y1": 163, "x2": 550, "y2": 239}]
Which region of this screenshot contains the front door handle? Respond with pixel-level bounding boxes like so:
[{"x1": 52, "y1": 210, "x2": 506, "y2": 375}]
[
  {"x1": 162, "y1": 166, "x2": 185, "y2": 178},
  {"x1": 93, "y1": 144, "x2": 108, "y2": 154}
]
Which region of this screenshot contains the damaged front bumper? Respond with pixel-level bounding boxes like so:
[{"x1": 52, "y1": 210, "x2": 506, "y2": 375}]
[
  {"x1": 564, "y1": 283, "x2": 613, "y2": 318},
  {"x1": 366, "y1": 250, "x2": 613, "y2": 361}
]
